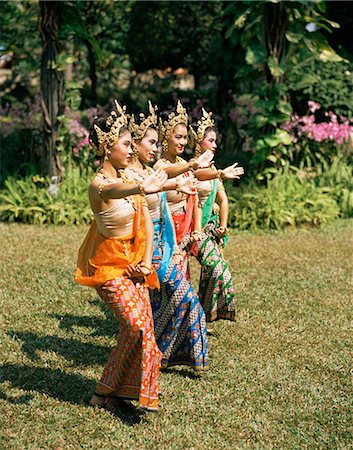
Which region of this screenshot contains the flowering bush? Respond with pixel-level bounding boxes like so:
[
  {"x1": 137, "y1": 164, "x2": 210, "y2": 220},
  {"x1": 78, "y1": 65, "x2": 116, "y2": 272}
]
[
  {"x1": 282, "y1": 102, "x2": 353, "y2": 147},
  {"x1": 56, "y1": 106, "x2": 99, "y2": 173}
]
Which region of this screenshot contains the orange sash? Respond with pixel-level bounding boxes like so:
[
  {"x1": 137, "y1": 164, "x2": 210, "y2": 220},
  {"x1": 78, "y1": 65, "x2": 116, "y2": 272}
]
[{"x1": 75, "y1": 195, "x2": 159, "y2": 289}]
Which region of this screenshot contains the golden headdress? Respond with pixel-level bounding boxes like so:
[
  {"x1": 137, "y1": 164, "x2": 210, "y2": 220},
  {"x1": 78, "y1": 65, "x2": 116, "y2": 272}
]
[
  {"x1": 90, "y1": 100, "x2": 128, "y2": 157},
  {"x1": 189, "y1": 108, "x2": 215, "y2": 155},
  {"x1": 129, "y1": 101, "x2": 158, "y2": 140},
  {"x1": 159, "y1": 100, "x2": 188, "y2": 151}
]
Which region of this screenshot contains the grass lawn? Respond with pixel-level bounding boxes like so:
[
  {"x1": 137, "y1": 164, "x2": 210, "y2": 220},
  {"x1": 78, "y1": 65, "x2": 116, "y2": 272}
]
[{"x1": 0, "y1": 220, "x2": 352, "y2": 449}]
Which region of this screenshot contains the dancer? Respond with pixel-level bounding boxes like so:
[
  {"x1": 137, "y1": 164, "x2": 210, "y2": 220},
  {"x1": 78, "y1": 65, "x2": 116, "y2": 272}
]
[
  {"x1": 75, "y1": 101, "x2": 167, "y2": 412},
  {"x1": 189, "y1": 108, "x2": 244, "y2": 322},
  {"x1": 154, "y1": 101, "x2": 208, "y2": 251},
  {"x1": 125, "y1": 102, "x2": 210, "y2": 371}
]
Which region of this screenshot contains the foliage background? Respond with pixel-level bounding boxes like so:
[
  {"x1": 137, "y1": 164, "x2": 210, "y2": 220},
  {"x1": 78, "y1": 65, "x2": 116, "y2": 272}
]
[{"x1": 0, "y1": 0, "x2": 352, "y2": 228}]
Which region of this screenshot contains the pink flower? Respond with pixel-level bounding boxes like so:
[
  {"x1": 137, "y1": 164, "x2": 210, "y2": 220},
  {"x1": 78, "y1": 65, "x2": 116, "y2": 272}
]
[
  {"x1": 308, "y1": 101, "x2": 321, "y2": 113},
  {"x1": 281, "y1": 106, "x2": 353, "y2": 146}
]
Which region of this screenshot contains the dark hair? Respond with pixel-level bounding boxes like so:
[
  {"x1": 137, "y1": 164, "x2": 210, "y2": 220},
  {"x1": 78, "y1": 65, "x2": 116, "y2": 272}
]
[
  {"x1": 133, "y1": 123, "x2": 158, "y2": 143},
  {"x1": 204, "y1": 126, "x2": 217, "y2": 137}
]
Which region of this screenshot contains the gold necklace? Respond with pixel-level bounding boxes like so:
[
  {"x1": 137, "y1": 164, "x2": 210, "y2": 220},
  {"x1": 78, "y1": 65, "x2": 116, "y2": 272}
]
[
  {"x1": 128, "y1": 164, "x2": 153, "y2": 181},
  {"x1": 161, "y1": 155, "x2": 185, "y2": 166},
  {"x1": 98, "y1": 168, "x2": 117, "y2": 182}
]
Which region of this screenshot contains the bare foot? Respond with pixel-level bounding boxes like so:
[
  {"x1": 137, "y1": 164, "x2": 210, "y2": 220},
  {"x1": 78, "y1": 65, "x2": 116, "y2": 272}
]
[
  {"x1": 90, "y1": 394, "x2": 136, "y2": 413},
  {"x1": 90, "y1": 394, "x2": 120, "y2": 412}
]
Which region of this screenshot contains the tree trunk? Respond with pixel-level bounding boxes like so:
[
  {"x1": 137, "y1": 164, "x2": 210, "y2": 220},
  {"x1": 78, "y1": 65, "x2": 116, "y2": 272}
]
[
  {"x1": 40, "y1": 1, "x2": 63, "y2": 178},
  {"x1": 216, "y1": 2, "x2": 235, "y2": 115},
  {"x1": 83, "y1": 38, "x2": 97, "y2": 105},
  {"x1": 264, "y1": 2, "x2": 288, "y2": 85}
]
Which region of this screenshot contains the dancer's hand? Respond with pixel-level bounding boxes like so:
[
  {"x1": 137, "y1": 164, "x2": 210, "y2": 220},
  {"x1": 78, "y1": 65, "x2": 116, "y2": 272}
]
[
  {"x1": 172, "y1": 249, "x2": 184, "y2": 265},
  {"x1": 190, "y1": 230, "x2": 203, "y2": 242},
  {"x1": 124, "y1": 263, "x2": 151, "y2": 279},
  {"x1": 176, "y1": 175, "x2": 198, "y2": 195},
  {"x1": 215, "y1": 226, "x2": 228, "y2": 237},
  {"x1": 193, "y1": 150, "x2": 214, "y2": 169},
  {"x1": 142, "y1": 169, "x2": 168, "y2": 194},
  {"x1": 219, "y1": 163, "x2": 244, "y2": 180}
]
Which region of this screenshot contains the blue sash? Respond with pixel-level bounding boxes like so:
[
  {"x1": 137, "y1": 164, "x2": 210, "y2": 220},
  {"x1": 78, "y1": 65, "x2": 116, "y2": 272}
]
[{"x1": 152, "y1": 192, "x2": 176, "y2": 281}]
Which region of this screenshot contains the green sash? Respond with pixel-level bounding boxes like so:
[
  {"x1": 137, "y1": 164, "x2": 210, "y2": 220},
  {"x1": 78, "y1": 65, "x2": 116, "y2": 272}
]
[
  {"x1": 201, "y1": 179, "x2": 229, "y2": 247},
  {"x1": 201, "y1": 179, "x2": 218, "y2": 228}
]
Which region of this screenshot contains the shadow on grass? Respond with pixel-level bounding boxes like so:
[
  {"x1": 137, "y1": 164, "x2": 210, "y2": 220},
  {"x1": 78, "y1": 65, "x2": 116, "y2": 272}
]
[
  {"x1": 48, "y1": 313, "x2": 117, "y2": 338},
  {"x1": 162, "y1": 367, "x2": 202, "y2": 380},
  {"x1": 8, "y1": 331, "x2": 111, "y2": 366},
  {"x1": 0, "y1": 364, "x2": 143, "y2": 424},
  {"x1": 48, "y1": 299, "x2": 119, "y2": 338},
  {"x1": 0, "y1": 363, "x2": 95, "y2": 404}
]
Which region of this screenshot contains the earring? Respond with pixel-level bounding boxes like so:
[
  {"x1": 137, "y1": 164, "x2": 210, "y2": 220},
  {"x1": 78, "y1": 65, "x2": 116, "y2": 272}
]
[
  {"x1": 161, "y1": 141, "x2": 168, "y2": 154},
  {"x1": 104, "y1": 149, "x2": 111, "y2": 160},
  {"x1": 132, "y1": 145, "x2": 139, "y2": 159}
]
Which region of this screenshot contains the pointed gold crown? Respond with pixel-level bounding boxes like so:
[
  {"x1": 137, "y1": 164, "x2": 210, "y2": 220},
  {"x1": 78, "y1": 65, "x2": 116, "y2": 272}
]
[
  {"x1": 159, "y1": 100, "x2": 188, "y2": 148},
  {"x1": 192, "y1": 108, "x2": 215, "y2": 143},
  {"x1": 189, "y1": 108, "x2": 215, "y2": 155},
  {"x1": 91, "y1": 100, "x2": 128, "y2": 156},
  {"x1": 129, "y1": 101, "x2": 158, "y2": 140}
]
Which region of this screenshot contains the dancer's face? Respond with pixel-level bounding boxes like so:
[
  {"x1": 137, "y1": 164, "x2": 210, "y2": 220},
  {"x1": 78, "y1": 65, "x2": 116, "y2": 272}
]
[
  {"x1": 167, "y1": 124, "x2": 188, "y2": 156},
  {"x1": 201, "y1": 130, "x2": 217, "y2": 154},
  {"x1": 135, "y1": 128, "x2": 158, "y2": 164},
  {"x1": 107, "y1": 130, "x2": 133, "y2": 169}
]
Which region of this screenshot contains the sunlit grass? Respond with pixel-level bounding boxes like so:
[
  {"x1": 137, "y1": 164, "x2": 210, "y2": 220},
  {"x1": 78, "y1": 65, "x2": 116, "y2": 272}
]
[{"x1": 0, "y1": 221, "x2": 352, "y2": 449}]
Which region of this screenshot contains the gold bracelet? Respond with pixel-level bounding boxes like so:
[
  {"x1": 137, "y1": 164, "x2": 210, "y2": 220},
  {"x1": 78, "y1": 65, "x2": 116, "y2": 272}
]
[
  {"x1": 138, "y1": 182, "x2": 146, "y2": 197},
  {"x1": 140, "y1": 262, "x2": 152, "y2": 272},
  {"x1": 175, "y1": 179, "x2": 181, "y2": 192},
  {"x1": 188, "y1": 158, "x2": 196, "y2": 171},
  {"x1": 216, "y1": 169, "x2": 223, "y2": 181}
]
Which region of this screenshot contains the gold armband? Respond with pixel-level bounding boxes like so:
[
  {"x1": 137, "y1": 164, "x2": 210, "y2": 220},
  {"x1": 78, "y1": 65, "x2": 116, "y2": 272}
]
[
  {"x1": 138, "y1": 182, "x2": 146, "y2": 197},
  {"x1": 188, "y1": 158, "x2": 196, "y2": 171},
  {"x1": 97, "y1": 183, "x2": 105, "y2": 198},
  {"x1": 217, "y1": 169, "x2": 223, "y2": 181}
]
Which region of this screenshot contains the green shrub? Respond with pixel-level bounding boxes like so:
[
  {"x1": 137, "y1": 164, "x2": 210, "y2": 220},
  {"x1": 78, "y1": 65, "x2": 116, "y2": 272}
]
[
  {"x1": 288, "y1": 59, "x2": 353, "y2": 118},
  {"x1": 0, "y1": 166, "x2": 93, "y2": 225},
  {"x1": 228, "y1": 174, "x2": 340, "y2": 230},
  {"x1": 314, "y1": 156, "x2": 353, "y2": 218}
]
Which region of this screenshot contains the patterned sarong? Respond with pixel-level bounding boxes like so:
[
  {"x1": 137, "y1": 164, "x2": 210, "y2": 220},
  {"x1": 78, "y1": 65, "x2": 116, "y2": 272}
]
[
  {"x1": 194, "y1": 181, "x2": 236, "y2": 322},
  {"x1": 95, "y1": 277, "x2": 161, "y2": 411},
  {"x1": 150, "y1": 193, "x2": 208, "y2": 371},
  {"x1": 75, "y1": 195, "x2": 161, "y2": 410}
]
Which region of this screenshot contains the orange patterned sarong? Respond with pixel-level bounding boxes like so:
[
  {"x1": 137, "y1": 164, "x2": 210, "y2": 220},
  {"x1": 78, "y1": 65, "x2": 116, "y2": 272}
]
[
  {"x1": 95, "y1": 277, "x2": 161, "y2": 411},
  {"x1": 75, "y1": 195, "x2": 161, "y2": 410}
]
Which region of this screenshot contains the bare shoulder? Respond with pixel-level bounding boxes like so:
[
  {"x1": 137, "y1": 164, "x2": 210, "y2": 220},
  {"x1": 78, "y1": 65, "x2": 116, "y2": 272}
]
[{"x1": 89, "y1": 177, "x2": 100, "y2": 195}]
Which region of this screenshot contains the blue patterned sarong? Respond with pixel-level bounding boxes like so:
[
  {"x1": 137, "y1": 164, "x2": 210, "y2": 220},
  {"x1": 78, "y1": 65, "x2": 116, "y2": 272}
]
[{"x1": 150, "y1": 193, "x2": 209, "y2": 371}]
